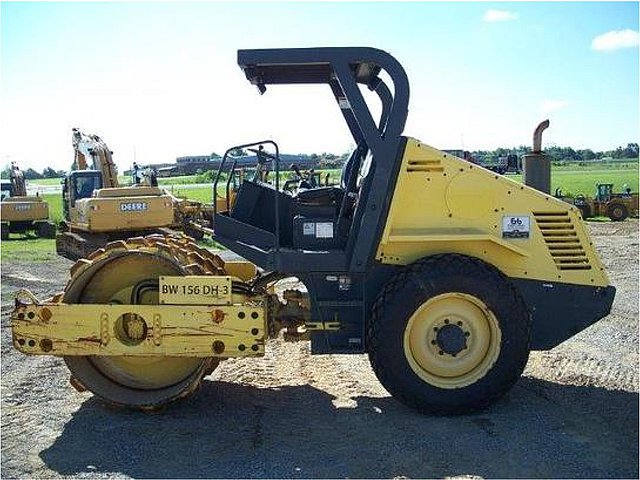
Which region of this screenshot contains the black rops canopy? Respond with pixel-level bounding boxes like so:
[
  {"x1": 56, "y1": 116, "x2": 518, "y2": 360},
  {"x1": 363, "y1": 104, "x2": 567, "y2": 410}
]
[
  {"x1": 236, "y1": 47, "x2": 410, "y2": 272},
  {"x1": 237, "y1": 47, "x2": 409, "y2": 152}
]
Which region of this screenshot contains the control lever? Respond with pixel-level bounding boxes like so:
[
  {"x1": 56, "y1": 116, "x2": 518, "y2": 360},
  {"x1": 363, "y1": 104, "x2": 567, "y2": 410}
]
[
  {"x1": 247, "y1": 145, "x2": 276, "y2": 182},
  {"x1": 290, "y1": 164, "x2": 312, "y2": 190}
]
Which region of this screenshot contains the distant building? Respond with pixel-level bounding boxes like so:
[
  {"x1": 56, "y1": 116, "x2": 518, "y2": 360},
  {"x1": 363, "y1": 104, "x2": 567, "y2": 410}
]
[
  {"x1": 175, "y1": 155, "x2": 218, "y2": 175},
  {"x1": 139, "y1": 152, "x2": 338, "y2": 178},
  {"x1": 173, "y1": 153, "x2": 319, "y2": 175}
]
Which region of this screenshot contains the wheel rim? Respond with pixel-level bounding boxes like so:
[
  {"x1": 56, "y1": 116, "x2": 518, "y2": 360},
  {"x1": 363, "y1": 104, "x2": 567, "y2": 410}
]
[
  {"x1": 64, "y1": 246, "x2": 211, "y2": 405},
  {"x1": 403, "y1": 292, "x2": 501, "y2": 389},
  {"x1": 612, "y1": 206, "x2": 623, "y2": 219}
]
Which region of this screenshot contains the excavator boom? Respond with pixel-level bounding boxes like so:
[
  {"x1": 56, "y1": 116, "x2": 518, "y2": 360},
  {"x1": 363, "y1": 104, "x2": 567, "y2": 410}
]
[
  {"x1": 9, "y1": 163, "x2": 27, "y2": 197},
  {"x1": 72, "y1": 128, "x2": 119, "y2": 188}
]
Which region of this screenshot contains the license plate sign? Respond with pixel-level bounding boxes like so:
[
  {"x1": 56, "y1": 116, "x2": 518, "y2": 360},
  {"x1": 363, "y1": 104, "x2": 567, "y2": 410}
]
[{"x1": 159, "y1": 276, "x2": 232, "y2": 305}]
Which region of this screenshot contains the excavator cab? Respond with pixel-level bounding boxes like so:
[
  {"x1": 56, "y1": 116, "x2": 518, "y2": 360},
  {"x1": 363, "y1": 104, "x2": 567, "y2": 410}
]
[
  {"x1": 596, "y1": 183, "x2": 614, "y2": 202},
  {"x1": 1, "y1": 180, "x2": 12, "y2": 201},
  {"x1": 62, "y1": 170, "x2": 103, "y2": 220}
]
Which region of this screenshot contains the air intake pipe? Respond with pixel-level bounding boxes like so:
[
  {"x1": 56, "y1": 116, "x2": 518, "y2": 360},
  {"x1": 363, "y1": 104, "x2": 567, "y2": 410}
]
[{"x1": 522, "y1": 119, "x2": 550, "y2": 194}]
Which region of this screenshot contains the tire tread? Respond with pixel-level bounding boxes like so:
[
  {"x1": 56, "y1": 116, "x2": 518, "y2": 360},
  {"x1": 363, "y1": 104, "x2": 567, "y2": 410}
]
[{"x1": 368, "y1": 254, "x2": 530, "y2": 415}]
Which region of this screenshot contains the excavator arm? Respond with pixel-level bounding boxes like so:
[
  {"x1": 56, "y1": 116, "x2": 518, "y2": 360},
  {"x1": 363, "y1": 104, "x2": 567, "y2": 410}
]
[
  {"x1": 71, "y1": 128, "x2": 119, "y2": 188},
  {"x1": 9, "y1": 163, "x2": 27, "y2": 197}
]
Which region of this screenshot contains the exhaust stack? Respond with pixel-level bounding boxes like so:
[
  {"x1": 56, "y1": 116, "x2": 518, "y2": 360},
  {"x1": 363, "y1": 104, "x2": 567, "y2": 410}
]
[{"x1": 522, "y1": 119, "x2": 551, "y2": 194}]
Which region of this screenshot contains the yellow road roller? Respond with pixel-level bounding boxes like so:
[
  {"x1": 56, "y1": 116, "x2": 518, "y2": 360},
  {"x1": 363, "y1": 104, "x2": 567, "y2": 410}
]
[{"x1": 11, "y1": 48, "x2": 615, "y2": 414}]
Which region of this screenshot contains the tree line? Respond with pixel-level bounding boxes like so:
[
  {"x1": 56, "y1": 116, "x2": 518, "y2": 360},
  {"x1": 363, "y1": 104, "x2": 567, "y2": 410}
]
[
  {"x1": 0, "y1": 166, "x2": 66, "y2": 180},
  {"x1": 3, "y1": 143, "x2": 637, "y2": 180},
  {"x1": 472, "y1": 143, "x2": 639, "y2": 164}
]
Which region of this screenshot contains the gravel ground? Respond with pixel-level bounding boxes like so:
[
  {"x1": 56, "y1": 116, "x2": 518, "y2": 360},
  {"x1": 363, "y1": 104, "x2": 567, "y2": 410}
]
[{"x1": 1, "y1": 220, "x2": 638, "y2": 479}]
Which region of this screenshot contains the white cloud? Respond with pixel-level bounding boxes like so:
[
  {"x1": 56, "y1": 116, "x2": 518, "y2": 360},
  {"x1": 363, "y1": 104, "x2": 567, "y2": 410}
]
[
  {"x1": 540, "y1": 100, "x2": 569, "y2": 114},
  {"x1": 482, "y1": 9, "x2": 518, "y2": 22},
  {"x1": 591, "y1": 29, "x2": 639, "y2": 51}
]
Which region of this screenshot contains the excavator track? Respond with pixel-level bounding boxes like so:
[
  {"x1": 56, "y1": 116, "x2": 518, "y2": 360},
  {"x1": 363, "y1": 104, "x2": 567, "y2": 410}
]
[
  {"x1": 61, "y1": 233, "x2": 227, "y2": 410},
  {"x1": 56, "y1": 231, "x2": 103, "y2": 261},
  {"x1": 55, "y1": 227, "x2": 181, "y2": 261}
]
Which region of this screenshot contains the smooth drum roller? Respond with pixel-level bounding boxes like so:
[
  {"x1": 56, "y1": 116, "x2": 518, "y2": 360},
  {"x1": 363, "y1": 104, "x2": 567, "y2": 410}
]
[{"x1": 62, "y1": 235, "x2": 223, "y2": 409}]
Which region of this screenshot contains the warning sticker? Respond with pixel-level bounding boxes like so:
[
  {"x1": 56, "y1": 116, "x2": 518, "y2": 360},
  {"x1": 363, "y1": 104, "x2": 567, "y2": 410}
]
[
  {"x1": 316, "y1": 222, "x2": 334, "y2": 239},
  {"x1": 303, "y1": 222, "x2": 315, "y2": 236},
  {"x1": 337, "y1": 97, "x2": 351, "y2": 110},
  {"x1": 502, "y1": 215, "x2": 530, "y2": 239}
]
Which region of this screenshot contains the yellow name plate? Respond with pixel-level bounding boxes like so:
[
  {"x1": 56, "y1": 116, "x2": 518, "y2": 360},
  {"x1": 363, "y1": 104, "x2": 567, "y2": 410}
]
[{"x1": 159, "y1": 276, "x2": 232, "y2": 305}]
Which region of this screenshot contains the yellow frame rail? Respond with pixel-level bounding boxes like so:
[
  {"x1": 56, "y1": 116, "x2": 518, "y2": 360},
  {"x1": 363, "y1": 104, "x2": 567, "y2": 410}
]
[{"x1": 12, "y1": 296, "x2": 266, "y2": 358}]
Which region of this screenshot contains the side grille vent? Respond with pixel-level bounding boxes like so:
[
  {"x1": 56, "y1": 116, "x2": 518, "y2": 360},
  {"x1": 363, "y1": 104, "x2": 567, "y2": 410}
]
[
  {"x1": 533, "y1": 211, "x2": 591, "y2": 270},
  {"x1": 406, "y1": 159, "x2": 443, "y2": 173}
]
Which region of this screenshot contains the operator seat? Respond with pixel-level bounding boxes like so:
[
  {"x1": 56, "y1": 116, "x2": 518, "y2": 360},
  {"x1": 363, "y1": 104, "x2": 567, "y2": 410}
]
[
  {"x1": 295, "y1": 186, "x2": 344, "y2": 207},
  {"x1": 293, "y1": 148, "x2": 361, "y2": 210},
  {"x1": 288, "y1": 148, "x2": 369, "y2": 249},
  {"x1": 228, "y1": 147, "x2": 366, "y2": 250}
]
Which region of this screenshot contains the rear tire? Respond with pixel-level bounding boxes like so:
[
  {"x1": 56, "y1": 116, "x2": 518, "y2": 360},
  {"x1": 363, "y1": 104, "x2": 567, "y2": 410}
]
[
  {"x1": 367, "y1": 254, "x2": 530, "y2": 415},
  {"x1": 1, "y1": 223, "x2": 8, "y2": 240},
  {"x1": 607, "y1": 203, "x2": 628, "y2": 222}
]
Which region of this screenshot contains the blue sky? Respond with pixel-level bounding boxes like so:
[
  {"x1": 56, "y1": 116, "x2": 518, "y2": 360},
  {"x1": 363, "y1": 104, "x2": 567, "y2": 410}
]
[{"x1": 1, "y1": 1, "x2": 638, "y2": 172}]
